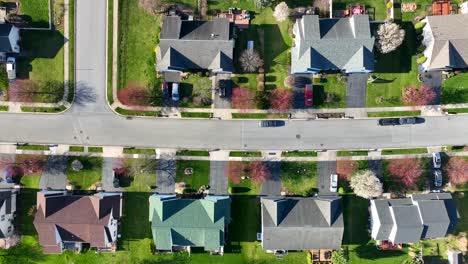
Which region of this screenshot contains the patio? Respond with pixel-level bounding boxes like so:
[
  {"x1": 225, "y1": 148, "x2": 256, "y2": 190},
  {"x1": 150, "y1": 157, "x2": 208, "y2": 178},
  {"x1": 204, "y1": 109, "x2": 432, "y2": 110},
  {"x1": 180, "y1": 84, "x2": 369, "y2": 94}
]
[{"x1": 310, "y1": 249, "x2": 333, "y2": 262}]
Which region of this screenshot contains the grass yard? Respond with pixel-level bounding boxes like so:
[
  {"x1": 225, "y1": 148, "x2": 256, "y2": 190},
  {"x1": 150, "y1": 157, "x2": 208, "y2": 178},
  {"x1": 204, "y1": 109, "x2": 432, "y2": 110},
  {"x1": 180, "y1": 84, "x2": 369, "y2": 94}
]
[
  {"x1": 230, "y1": 151, "x2": 262, "y2": 157},
  {"x1": 69, "y1": 146, "x2": 84, "y2": 152},
  {"x1": 118, "y1": 0, "x2": 161, "y2": 94},
  {"x1": 175, "y1": 160, "x2": 210, "y2": 192},
  {"x1": 17, "y1": 144, "x2": 48, "y2": 151},
  {"x1": 282, "y1": 151, "x2": 317, "y2": 157},
  {"x1": 115, "y1": 107, "x2": 160, "y2": 116},
  {"x1": 176, "y1": 150, "x2": 210, "y2": 156},
  {"x1": 123, "y1": 148, "x2": 155, "y2": 155},
  {"x1": 88, "y1": 147, "x2": 103, "y2": 153},
  {"x1": 232, "y1": 74, "x2": 259, "y2": 91},
  {"x1": 381, "y1": 148, "x2": 427, "y2": 155},
  {"x1": 280, "y1": 161, "x2": 317, "y2": 196},
  {"x1": 181, "y1": 112, "x2": 213, "y2": 118},
  {"x1": 67, "y1": 157, "x2": 102, "y2": 190},
  {"x1": 21, "y1": 106, "x2": 67, "y2": 113},
  {"x1": 107, "y1": 0, "x2": 114, "y2": 104},
  {"x1": 444, "y1": 108, "x2": 468, "y2": 114},
  {"x1": 0, "y1": 106, "x2": 8, "y2": 111},
  {"x1": 17, "y1": 30, "x2": 64, "y2": 103},
  {"x1": 442, "y1": 73, "x2": 468, "y2": 104},
  {"x1": 228, "y1": 161, "x2": 261, "y2": 195},
  {"x1": 232, "y1": 113, "x2": 288, "y2": 119},
  {"x1": 19, "y1": 0, "x2": 50, "y2": 28},
  {"x1": 367, "y1": 110, "x2": 421, "y2": 117},
  {"x1": 337, "y1": 150, "x2": 369, "y2": 157},
  {"x1": 314, "y1": 76, "x2": 347, "y2": 108}
]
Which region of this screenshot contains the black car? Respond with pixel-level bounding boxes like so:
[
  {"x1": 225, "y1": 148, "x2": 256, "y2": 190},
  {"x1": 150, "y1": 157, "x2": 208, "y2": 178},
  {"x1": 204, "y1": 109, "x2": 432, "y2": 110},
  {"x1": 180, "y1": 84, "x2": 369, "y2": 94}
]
[
  {"x1": 259, "y1": 120, "x2": 285, "y2": 127},
  {"x1": 399, "y1": 117, "x2": 417, "y2": 125},
  {"x1": 378, "y1": 117, "x2": 421, "y2": 126},
  {"x1": 378, "y1": 118, "x2": 400, "y2": 126},
  {"x1": 218, "y1": 79, "x2": 231, "y2": 98},
  {"x1": 112, "y1": 171, "x2": 120, "y2": 188}
]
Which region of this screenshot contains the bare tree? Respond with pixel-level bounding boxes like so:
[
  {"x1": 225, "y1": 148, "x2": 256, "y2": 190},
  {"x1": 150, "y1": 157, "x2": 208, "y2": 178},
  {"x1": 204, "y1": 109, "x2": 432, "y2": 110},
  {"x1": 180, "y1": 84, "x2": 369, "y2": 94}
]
[
  {"x1": 239, "y1": 49, "x2": 263, "y2": 73},
  {"x1": 350, "y1": 170, "x2": 383, "y2": 199},
  {"x1": 273, "y1": 2, "x2": 289, "y2": 22},
  {"x1": 376, "y1": 22, "x2": 405, "y2": 54}
]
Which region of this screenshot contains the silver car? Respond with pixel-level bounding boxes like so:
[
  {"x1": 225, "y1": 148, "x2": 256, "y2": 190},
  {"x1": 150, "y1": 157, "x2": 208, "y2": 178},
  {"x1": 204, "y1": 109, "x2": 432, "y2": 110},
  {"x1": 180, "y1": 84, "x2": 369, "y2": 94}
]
[
  {"x1": 6, "y1": 57, "x2": 16, "y2": 80},
  {"x1": 330, "y1": 173, "x2": 338, "y2": 192},
  {"x1": 433, "y1": 170, "x2": 442, "y2": 187},
  {"x1": 432, "y1": 152, "x2": 441, "y2": 169}
]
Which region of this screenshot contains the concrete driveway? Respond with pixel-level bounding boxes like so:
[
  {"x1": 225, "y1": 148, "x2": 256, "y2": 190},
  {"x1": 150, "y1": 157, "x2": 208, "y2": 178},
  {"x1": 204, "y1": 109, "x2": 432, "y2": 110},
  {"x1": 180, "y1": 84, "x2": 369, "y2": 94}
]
[
  {"x1": 346, "y1": 73, "x2": 369, "y2": 108},
  {"x1": 209, "y1": 161, "x2": 228, "y2": 194},
  {"x1": 156, "y1": 157, "x2": 176, "y2": 193},
  {"x1": 317, "y1": 161, "x2": 337, "y2": 196},
  {"x1": 261, "y1": 162, "x2": 282, "y2": 196},
  {"x1": 214, "y1": 74, "x2": 232, "y2": 109},
  {"x1": 39, "y1": 156, "x2": 68, "y2": 190},
  {"x1": 292, "y1": 74, "x2": 312, "y2": 109},
  {"x1": 101, "y1": 158, "x2": 123, "y2": 192},
  {"x1": 0, "y1": 154, "x2": 15, "y2": 188},
  {"x1": 421, "y1": 71, "x2": 442, "y2": 104}
]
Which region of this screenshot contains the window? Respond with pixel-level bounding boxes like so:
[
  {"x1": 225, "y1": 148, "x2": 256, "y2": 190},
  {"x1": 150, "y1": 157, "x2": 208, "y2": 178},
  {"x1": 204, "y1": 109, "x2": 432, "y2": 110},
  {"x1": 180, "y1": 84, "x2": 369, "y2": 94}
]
[
  {"x1": 1, "y1": 215, "x2": 4, "y2": 221},
  {"x1": 7, "y1": 226, "x2": 12, "y2": 232},
  {"x1": 114, "y1": 231, "x2": 117, "y2": 237}
]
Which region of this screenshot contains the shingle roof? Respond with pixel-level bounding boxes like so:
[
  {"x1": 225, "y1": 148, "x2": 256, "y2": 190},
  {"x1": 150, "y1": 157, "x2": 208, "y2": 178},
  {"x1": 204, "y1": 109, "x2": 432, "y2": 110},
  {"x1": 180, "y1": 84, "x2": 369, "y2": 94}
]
[
  {"x1": 34, "y1": 191, "x2": 122, "y2": 250},
  {"x1": 149, "y1": 194, "x2": 231, "y2": 251},
  {"x1": 425, "y1": 15, "x2": 468, "y2": 70},
  {"x1": 291, "y1": 15, "x2": 374, "y2": 73},
  {"x1": 371, "y1": 193, "x2": 459, "y2": 244},
  {"x1": 157, "y1": 16, "x2": 234, "y2": 73},
  {"x1": 0, "y1": 24, "x2": 14, "y2": 53},
  {"x1": 0, "y1": 189, "x2": 15, "y2": 239},
  {"x1": 261, "y1": 196, "x2": 344, "y2": 250}
]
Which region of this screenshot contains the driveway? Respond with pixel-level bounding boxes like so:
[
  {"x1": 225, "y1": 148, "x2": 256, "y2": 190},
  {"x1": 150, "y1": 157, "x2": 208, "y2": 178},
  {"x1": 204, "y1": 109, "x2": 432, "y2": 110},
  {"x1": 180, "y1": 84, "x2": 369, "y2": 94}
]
[
  {"x1": 39, "y1": 156, "x2": 68, "y2": 190},
  {"x1": 368, "y1": 160, "x2": 383, "y2": 180},
  {"x1": 261, "y1": 162, "x2": 282, "y2": 196},
  {"x1": 346, "y1": 73, "x2": 369, "y2": 108},
  {"x1": 421, "y1": 71, "x2": 442, "y2": 104},
  {"x1": 209, "y1": 161, "x2": 228, "y2": 194},
  {"x1": 156, "y1": 157, "x2": 176, "y2": 193},
  {"x1": 0, "y1": 154, "x2": 15, "y2": 188},
  {"x1": 101, "y1": 158, "x2": 123, "y2": 192},
  {"x1": 317, "y1": 161, "x2": 337, "y2": 196},
  {"x1": 292, "y1": 74, "x2": 312, "y2": 109},
  {"x1": 214, "y1": 74, "x2": 232, "y2": 109}
]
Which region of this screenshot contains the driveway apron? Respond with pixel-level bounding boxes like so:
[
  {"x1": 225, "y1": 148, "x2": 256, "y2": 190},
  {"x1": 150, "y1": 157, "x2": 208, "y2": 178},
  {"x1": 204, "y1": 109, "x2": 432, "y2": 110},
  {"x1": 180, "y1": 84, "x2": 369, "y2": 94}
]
[{"x1": 40, "y1": 156, "x2": 68, "y2": 190}]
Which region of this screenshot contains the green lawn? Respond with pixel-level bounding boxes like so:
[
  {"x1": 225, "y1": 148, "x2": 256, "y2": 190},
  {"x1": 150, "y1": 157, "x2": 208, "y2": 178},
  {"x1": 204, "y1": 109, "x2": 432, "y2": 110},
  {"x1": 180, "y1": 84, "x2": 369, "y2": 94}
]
[
  {"x1": 314, "y1": 76, "x2": 347, "y2": 108},
  {"x1": 67, "y1": 157, "x2": 102, "y2": 190},
  {"x1": 0, "y1": 106, "x2": 8, "y2": 111},
  {"x1": 115, "y1": 107, "x2": 160, "y2": 116},
  {"x1": 17, "y1": 30, "x2": 64, "y2": 103},
  {"x1": 367, "y1": 110, "x2": 421, "y2": 117},
  {"x1": 88, "y1": 147, "x2": 103, "y2": 153},
  {"x1": 232, "y1": 74, "x2": 259, "y2": 91},
  {"x1": 228, "y1": 161, "x2": 261, "y2": 195},
  {"x1": 20, "y1": 0, "x2": 50, "y2": 28},
  {"x1": 444, "y1": 108, "x2": 468, "y2": 114},
  {"x1": 176, "y1": 150, "x2": 210, "y2": 156},
  {"x1": 17, "y1": 144, "x2": 48, "y2": 151},
  {"x1": 442, "y1": 73, "x2": 468, "y2": 104},
  {"x1": 181, "y1": 112, "x2": 213, "y2": 118},
  {"x1": 21, "y1": 106, "x2": 67, "y2": 113},
  {"x1": 230, "y1": 151, "x2": 262, "y2": 157},
  {"x1": 381, "y1": 148, "x2": 427, "y2": 155},
  {"x1": 175, "y1": 160, "x2": 210, "y2": 192},
  {"x1": 118, "y1": 0, "x2": 161, "y2": 94},
  {"x1": 107, "y1": 0, "x2": 114, "y2": 104},
  {"x1": 280, "y1": 161, "x2": 317, "y2": 196},
  {"x1": 66, "y1": 0, "x2": 75, "y2": 103},
  {"x1": 69, "y1": 146, "x2": 84, "y2": 152},
  {"x1": 232, "y1": 113, "x2": 289, "y2": 119},
  {"x1": 337, "y1": 150, "x2": 369, "y2": 157},
  {"x1": 123, "y1": 148, "x2": 155, "y2": 155},
  {"x1": 282, "y1": 151, "x2": 318, "y2": 157}
]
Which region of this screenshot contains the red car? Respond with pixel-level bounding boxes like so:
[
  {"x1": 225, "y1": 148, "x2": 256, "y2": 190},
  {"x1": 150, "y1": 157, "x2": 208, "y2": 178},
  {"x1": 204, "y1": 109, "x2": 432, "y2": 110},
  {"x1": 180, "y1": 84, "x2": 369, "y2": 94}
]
[{"x1": 304, "y1": 84, "x2": 313, "y2": 107}]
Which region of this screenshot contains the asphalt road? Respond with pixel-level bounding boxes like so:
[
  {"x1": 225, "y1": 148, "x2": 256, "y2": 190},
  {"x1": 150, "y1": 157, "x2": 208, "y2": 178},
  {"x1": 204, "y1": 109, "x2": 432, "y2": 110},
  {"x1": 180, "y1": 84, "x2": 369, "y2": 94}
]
[{"x1": 0, "y1": 0, "x2": 467, "y2": 152}]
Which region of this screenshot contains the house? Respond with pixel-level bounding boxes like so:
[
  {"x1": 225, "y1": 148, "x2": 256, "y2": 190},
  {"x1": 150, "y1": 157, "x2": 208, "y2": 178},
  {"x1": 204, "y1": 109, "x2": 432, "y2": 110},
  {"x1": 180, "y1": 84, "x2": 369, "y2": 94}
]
[
  {"x1": 260, "y1": 196, "x2": 344, "y2": 253},
  {"x1": 156, "y1": 16, "x2": 234, "y2": 76},
  {"x1": 149, "y1": 194, "x2": 231, "y2": 254},
  {"x1": 0, "y1": 24, "x2": 20, "y2": 54},
  {"x1": 34, "y1": 191, "x2": 123, "y2": 254},
  {"x1": 370, "y1": 193, "x2": 459, "y2": 245},
  {"x1": 421, "y1": 14, "x2": 468, "y2": 71},
  {"x1": 291, "y1": 15, "x2": 374, "y2": 74},
  {"x1": 0, "y1": 189, "x2": 18, "y2": 249}
]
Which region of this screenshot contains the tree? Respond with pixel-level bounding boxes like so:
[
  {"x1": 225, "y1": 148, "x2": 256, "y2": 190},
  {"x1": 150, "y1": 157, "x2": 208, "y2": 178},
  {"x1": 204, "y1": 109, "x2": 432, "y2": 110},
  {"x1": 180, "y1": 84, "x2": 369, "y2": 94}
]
[
  {"x1": 350, "y1": 170, "x2": 383, "y2": 199},
  {"x1": 0, "y1": 155, "x2": 45, "y2": 176},
  {"x1": 228, "y1": 161, "x2": 245, "y2": 184},
  {"x1": 192, "y1": 77, "x2": 212, "y2": 100},
  {"x1": 231, "y1": 87, "x2": 256, "y2": 109},
  {"x1": 138, "y1": 0, "x2": 163, "y2": 14},
  {"x1": 269, "y1": 88, "x2": 293, "y2": 110},
  {"x1": 283, "y1": 75, "x2": 295, "y2": 88},
  {"x1": 313, "y1": 0, "x2": 330, "y2": 17},
  {"x1": 71, "y1": 159, "x2": 83, "y2": 171},
  {"x1": 331, "y1": 250, "x2": 347, "y2": 264},
  {"x1": 376, "y1": 22, "x2": 405, "y2": 54},
  {"x1": 250, "y1": 161, "x2": 270, "y2": 184},
  {"x1": 387, "y1": 159, "x2": 422, "y2": 188},
  {"x1": 273, "y1": 2, "x2": 289, "y2": 22},
  {"x1": 336, "y1": 160, "x2": 358, "y2": 180},
  {"x1": 239, "y1": 49, "x2": 263, "y2": 73},
  {"x1": 403, "y1": 85, "x2": 436, "y2": 106},
  {"x1": 8, "y1": 80, "x2": 39, "y2": 102},
  {"x1": 445, "y1": 157, "x2": 468, "y2": 185},
  {"x1": 118, "y1": 82, "x2": 151, "y2": 106}
]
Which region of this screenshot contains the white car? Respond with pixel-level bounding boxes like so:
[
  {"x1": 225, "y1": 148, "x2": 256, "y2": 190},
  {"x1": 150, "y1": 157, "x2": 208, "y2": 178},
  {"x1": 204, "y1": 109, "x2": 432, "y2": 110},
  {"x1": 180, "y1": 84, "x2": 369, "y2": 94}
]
[
  {"x1": 6, "y1": 57, "x2": 16, "y2": 80},
  {"x1": 432, "y1": 152, "x2": 441, "y2": 169},
  {"x1": 330, "y1": 173, "x2": 338, "y2": 192},
  {"x1": 172, "y1": 83, "x2": 180, "y2": 102}
]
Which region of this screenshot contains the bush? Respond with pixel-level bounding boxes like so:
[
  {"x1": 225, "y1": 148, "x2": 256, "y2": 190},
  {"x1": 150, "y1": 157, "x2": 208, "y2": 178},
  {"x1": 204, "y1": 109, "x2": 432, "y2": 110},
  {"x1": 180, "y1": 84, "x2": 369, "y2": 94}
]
[
  {"x1": 417, "y1": 56, "x2": 427, "y2": 64},
  {"x1": 414, "y1": 22, "x2": 426, "y2": 30},
  {"x1": 338, "y1": 187, "x2": 345, "y2": 194},
  {"x1": 386, "y1": 1, "x2": 393, "y2": 9},
  {"x1": 313, "y1": 77, "x2": 321, "y2": 84},
  {"x1": 256, "y1": 91, "x2": 269, "y2": 109},
  {"x1": 416, "y1": 45, "x2": 426, "y2": 53}
]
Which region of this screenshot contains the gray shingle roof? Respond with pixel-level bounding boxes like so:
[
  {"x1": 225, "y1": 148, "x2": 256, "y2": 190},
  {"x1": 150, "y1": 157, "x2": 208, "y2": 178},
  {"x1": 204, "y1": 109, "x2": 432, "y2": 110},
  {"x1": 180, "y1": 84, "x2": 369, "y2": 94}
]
[
  {"x1": 157, "y1": 16, "x2": 234, "y2": 73},
  {"x1": 0, "y1": 24, "x2": 14, "y2": 53},
  {"x1": 291, "y1": 15, "x2": 374, "y2": 73},
  {"x1": 261, "y1": 196, "x2": 344, "y2": 250},
  {"x1": 371, "y1": 193, "x2": 459, "y2": 244},
  {"x1": 425, "y1": 14, "x2": 468, "y2": 70}
]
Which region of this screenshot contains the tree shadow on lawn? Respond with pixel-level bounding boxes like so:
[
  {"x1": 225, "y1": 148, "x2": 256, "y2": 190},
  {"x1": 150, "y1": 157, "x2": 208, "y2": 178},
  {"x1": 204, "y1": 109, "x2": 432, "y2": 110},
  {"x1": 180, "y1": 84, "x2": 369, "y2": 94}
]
[
  {"x1": 372, "y1": 21, "x2": 415, "y2": 74},
  {"x1": 342, "y1": 195, "x2": 370, "y2": 245},
  {"x1": 227, "y1": 195, "x2": 260, "y2": 245},
  {"x1": 16, "y1": 188, "x2": 39, "y2": 236},
  {"x1": 442, "y1": 87, "x2": 468, "y2": 104},
  {"x1": 120, "y1": 192, "x2": 153, "y2": 243},
  {"x1": 353, "y1": 243, "x2": 407, "y2": 261}
]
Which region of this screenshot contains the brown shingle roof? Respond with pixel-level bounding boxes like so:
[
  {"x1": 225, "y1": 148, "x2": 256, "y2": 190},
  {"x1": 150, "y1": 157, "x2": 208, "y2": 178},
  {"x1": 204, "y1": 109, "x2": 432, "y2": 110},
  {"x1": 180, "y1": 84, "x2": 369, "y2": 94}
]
[{"x1": 34, "y1": 191, "x2": 122, "y2": 251}]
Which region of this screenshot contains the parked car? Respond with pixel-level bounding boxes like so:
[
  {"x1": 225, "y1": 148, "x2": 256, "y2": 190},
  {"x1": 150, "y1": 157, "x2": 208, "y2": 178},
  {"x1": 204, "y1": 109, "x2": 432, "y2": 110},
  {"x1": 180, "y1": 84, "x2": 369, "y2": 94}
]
[
  {"x1": 4, "y1": 167, "x2": 13, "y2": 184},
  {"x1": 218, "y1": 79, "x2": 230, "y2": 98},
  {"x1": 378, "y1": 118, "x2": 400, "y2": 126},
  {"x1": 259, "y1": 120, "x2": 285, "y2": 127},
  {"x1": 378, "y1": 117, "x2": 422, "y2": 126},
  {"x1": 6, "y1": 57, "x2": 16, "y2": 80},
  {"x1": 398, "y1": 117, "x2": 417, "y2": 125},
  {"x1": 304, "y1": 84, "x2": 313, "y2": 107},
  {"x1": 161, "y1": 82, "x2": 168, "y2": 96},
  {"x1": 330, "y1": 173, "x2": 338, "y2": 192},
  {"x1": 433, "y1": 170, "x2": 442, "y2": 187},
  {"x1": 112, "y1": 171, "x2": 120, "y2": 188},
  {"x1": 432, "y1": 152, "x2": 441, "y2": 169},
  {"x1": 172, "y1": 83, "x2": 180, "y2": 101}
]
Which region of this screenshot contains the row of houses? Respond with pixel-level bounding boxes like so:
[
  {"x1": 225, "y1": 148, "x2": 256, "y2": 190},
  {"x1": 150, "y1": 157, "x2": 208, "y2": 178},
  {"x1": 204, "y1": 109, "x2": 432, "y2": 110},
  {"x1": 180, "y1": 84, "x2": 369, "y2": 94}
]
[
  {"x1": 156, "y1": 13, "x2": 468, "y2": 80},
  {"x1": 0, "y1": 188, "x2": 460, "y2": 256}
]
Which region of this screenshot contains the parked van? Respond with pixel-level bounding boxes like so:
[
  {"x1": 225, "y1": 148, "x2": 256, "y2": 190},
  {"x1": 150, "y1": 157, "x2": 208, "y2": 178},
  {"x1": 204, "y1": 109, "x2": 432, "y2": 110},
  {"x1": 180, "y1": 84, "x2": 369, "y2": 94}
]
[
  {"x1": 172, "y1": 83, "x2": 180, "y2": 101},
  {"x1": 6, "y1": 57, "x2": 16, "y2": 80}
]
